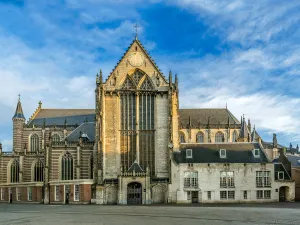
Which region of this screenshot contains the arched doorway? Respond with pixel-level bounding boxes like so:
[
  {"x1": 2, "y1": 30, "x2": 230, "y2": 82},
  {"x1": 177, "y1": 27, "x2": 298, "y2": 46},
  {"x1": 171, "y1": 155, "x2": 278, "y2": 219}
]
[
  {"x1": 279, "y1": 186, "x2": 289, "y2": 202},
  {"x1": 127, "y1": 182, "x2": 142, "y2": 204}
]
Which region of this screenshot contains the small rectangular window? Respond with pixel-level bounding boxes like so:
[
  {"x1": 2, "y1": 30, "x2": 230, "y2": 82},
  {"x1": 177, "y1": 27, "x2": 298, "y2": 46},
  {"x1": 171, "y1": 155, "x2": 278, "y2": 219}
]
[
  {"x1": 220, "y1": 191, "x2": 227, "y2": 200},
  {"x1": 243, "y1": 191, "x2": 247, "y2": 200},
  {"x1": 256, "y1": 190, "x2": 263, "y2": 199},
  {"x1": 219, "y1": 149, "x2": 226, "y2": 158},
  {"x1": 27, "y1": 187, "x2": 32, "y2": 201},
  {"x1": 55, "y1": 186, "x2": 60, "y2": 201},
  {"x1": 74, "y1": 185, "x2": 80, "y2": 201},
  {"x1": 253, "y1": 149, "x2": 260, "y2": 158},
  {"x1": 186, "y1": 149, "x2": 193, "y2": 158},
  {"x1": 264, "y1": 190, "x2": 271, "y2": 199},
  {"x1": 278, "y1": 172, "x2": 284, "y2": 180},
  {"x1": 228, "y1": 191, "x2": 235, "y2": 199},
  {"x1": 207, "y1": 191, "x2": 211, "y2": 200},
  {"x1": 16, "y1": 188, "x2": 21, "y2": 201}
]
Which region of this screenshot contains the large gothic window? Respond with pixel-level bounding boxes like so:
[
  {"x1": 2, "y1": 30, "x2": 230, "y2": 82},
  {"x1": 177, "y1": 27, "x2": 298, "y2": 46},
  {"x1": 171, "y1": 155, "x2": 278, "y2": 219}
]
[
  {"x1": 52, "y1": 134, "x2": 60, "y2": 143},
  {"x1": 30, "y1": 134, "x2": 39, "y2": 152},
  {"x1": 120, "y1": 77, "x2": 137, "y2": 170},
  {"x1": 33, "y1": 160, "x2": 44, "y2": 182},
  {"x1": 215, "y1": 132, "x2": 224, "y2": 143},
  {"x1": 120, "y1": 73, "x2": 155, "y2": 175},
  {"x1": 61, "y1": 152, "x2": 73, "y2": 180},
  {"x1": 10, "y1": 159, "x2": 20, "y2": 183},
  {"x1": 196, "y1": 132, "x2": 204, "y2": 143},
  {"x1": 139, "y1": 77, "x2": 155, "y2": 175}
]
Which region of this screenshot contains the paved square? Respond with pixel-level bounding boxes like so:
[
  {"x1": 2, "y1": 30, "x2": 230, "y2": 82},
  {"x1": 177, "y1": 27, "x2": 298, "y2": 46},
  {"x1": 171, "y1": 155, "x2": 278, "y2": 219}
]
[{"x1": 0, "y1": 203, "x2": 300, "y2": 225}]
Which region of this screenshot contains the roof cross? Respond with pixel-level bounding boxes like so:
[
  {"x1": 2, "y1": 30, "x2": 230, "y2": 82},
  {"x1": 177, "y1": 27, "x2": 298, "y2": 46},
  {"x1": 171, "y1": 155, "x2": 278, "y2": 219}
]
[{"x1": 134, "y1": 23, "x2": 139, "y2": 39}]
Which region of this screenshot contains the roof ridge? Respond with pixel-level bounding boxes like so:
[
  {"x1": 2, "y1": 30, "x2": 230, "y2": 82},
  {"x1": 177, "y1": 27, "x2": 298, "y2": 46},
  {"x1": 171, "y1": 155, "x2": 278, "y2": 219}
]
[{"x1": 179, "y1": 108, "x2": 227, "y2": 110}]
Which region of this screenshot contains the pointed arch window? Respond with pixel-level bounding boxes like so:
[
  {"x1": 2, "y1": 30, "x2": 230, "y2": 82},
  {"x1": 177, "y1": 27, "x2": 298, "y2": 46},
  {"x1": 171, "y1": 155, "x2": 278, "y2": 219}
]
[
  {"x1": 215, "y1": 132, "x2": 225, "y2": 143},
  {"x1": 34, "y1": 160, "x2": 44, "y2": 182},
  {"x1": 10, "y1": 159, "x2": 20, "y2": 183},
  {"x1": 180, "y1": 133, "x2": 186, "y2": 143},
  {"x1": 89, "y1": 153, "x2": 94, "y2": 179},
  {"x1": 121, "y1": 76, "x2": 135, "y2": 89},
  {"x1": 52, "y1": 134, "x2": 60, "y2": 143},
  {"x1": 132, "y1": 70, "x2": 144, "y2": 85},
  {"x1": 140, "y1": 77, "x2": 154, "y2": 90},
  {"x1": 232, "y1": 131, "x2": 237, "y2": 142},
  {"x1": 61, "y1": 152, "x2": 73, "y2": 180},
  {"x1": 196, "y1": 132, "x2": 204, "y2": 143},
  {"x1": 30, "y1": 134, "x2": 39, "y2": 152}
]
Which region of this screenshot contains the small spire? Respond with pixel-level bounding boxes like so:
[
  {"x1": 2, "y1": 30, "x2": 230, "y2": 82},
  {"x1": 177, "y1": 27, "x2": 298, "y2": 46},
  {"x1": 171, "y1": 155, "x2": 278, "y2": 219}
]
[
  {"x1": 169, "y1": 70, "x2": 172, "y2": 86},
  {"x1": 226, "y1": 102, "x2": 227, "y2": 109},
  {"x1": 273, "y1": 134, "x2": 278, "y2": 148},
  {"x1": 64, "y1": 118, "x2": 67, "y2": 129},
  {"x1": 252, "y1": 125, "x2": 256, "y2": 142},
  {"x1": 13, "y1": 94, "x2": 25, "y2": 120},
  {"x1": 175, "y1": 73, "x2": 178, "y2": 90},
  {"x1": 99, "y1": 69, "x2": 103, "y2": 84}
]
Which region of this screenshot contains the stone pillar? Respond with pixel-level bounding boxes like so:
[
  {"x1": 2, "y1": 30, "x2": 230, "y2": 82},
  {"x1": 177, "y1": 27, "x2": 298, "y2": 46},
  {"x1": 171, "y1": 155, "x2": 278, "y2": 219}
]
[
  {"x1": 19, "y1": 155, "x2": 24, "y2": 182},
  {"x1": 76, "y1": 145, "x2": 81, "y2": 179},
  {"x1": 44, "y1": 146, "x2": 50, "y2": 204}
]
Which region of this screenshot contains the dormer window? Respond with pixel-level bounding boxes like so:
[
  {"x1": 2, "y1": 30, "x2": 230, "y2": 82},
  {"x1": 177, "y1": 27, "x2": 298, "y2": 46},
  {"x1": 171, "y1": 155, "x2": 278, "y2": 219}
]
[
  {"x1": 278, "y1": 171, "x2": 284, "y2": 180},
  {"x1": 186, "y1": 149, "x2": 193, "y2": 159},
  {"x1": 253, "y1": 149, "x2": 260, "y2": 158},
  {"x1": 220, "y1": 149, "x2": 226, "y2": 158}
]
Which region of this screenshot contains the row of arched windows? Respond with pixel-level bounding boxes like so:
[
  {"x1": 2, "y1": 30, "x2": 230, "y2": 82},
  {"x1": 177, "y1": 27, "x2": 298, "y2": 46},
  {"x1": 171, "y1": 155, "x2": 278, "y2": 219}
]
[
  {"x1": 29, "y1": 133, "x2": 61, "y2": 152},
  {"x1": 179, "y1": 131, "x2": 238, "y2": 143},
  {"x1": 9, "y1": 153, "x2": 94, "y2": 183},
  {"x1": 10, "y1": 159, "x2": 44, "y2": 183}
]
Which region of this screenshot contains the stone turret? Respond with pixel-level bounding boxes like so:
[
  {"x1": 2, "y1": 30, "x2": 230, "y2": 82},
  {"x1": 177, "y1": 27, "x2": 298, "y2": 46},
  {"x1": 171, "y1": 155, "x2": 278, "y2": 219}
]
[
  {"x1": 238, "y1": 116, "x2": 250, "y2": 142},
  {"x1": 12, "y1": 95, "x2": 26, "y2": 152}
]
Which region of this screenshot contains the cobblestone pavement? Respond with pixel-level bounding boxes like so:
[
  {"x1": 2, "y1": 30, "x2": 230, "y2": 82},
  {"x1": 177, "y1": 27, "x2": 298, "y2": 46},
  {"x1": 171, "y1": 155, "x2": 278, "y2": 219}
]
[{"x1": 0, "y1": 203, "x2": 300, "y2": 225}]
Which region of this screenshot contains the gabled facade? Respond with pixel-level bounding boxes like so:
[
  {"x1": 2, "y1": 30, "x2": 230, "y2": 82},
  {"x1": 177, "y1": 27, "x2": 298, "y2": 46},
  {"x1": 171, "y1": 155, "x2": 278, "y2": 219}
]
[{"x1": 0, "y1": 37, "x2": 295, "y2": 204}]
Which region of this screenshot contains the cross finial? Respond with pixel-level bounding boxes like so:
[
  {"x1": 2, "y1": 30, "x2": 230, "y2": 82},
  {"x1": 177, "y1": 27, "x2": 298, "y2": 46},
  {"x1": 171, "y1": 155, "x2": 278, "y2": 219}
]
[
  {"x1": 134, "y1": 23, "x2": 139, "y2": 39},
  {"x1": 18, "y1": 93, "x2": 21, "y2": 101}
]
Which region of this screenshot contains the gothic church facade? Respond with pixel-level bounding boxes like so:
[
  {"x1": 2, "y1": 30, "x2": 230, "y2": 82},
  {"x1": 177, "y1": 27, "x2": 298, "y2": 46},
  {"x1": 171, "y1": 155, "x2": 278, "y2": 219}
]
[{"x1": 0, "y1": 37, "x2": 295, "y2": 204}]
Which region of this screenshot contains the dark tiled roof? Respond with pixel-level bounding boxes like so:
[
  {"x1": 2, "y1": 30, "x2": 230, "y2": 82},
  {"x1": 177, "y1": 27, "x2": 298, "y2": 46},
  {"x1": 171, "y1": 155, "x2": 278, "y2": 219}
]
[
  {"x1": 33, "y1": 109, "x2": 94, "y2": 119},
  {"x1": 274, "y1": 163, "x2": 291, "y2": 180},
  {"x1": 65, "y1": 122, "x2": 95, "y2": 142},
  {"x1": 286, "y1": 155, "x2": 300, "y2": 167},
  {"x1": 173, "y1": 143, "x2": 269, "y2": 164},
  {"x1": 13, "y1": 100, "x2": 25, "y2": 120},
  {"x1": 178, "y1": 108, "x2": 240, "y2": 128},
  {"x1": 28, "y1": 114, "x2": 95, "y2": 127},
  {"x1": 127, "y1": 161, "x2": 144, "y2": 172}
]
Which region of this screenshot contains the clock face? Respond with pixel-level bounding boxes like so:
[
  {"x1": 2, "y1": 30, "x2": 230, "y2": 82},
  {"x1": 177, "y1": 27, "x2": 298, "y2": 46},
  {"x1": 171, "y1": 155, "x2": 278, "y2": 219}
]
[{"x1": 128, "y1": 52, "x2": 145, "y2": 67}]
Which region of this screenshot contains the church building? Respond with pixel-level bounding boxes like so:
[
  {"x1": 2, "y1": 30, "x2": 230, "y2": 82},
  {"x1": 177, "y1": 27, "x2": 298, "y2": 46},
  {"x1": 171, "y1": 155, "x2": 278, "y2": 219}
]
[{"x1": 0, "y1": 37, "x2": 295, "y2": 204}]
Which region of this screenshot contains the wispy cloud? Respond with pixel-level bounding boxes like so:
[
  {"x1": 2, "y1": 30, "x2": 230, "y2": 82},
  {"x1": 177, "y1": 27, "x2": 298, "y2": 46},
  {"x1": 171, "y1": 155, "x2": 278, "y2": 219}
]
[{"x1": 0, "y1": 0, "x2": 299, "y2": 150}]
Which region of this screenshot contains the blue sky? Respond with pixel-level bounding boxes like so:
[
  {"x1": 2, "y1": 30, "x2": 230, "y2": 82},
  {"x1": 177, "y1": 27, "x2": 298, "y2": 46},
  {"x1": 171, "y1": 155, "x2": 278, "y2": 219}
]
[{"x1": 1, "y1": 0, "x2": 300, "y2": 151}]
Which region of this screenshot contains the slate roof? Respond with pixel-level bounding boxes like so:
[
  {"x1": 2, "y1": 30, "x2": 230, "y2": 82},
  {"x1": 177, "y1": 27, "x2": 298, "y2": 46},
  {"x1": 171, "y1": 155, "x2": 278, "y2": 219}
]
[
  {"x1": 274, "y1": 163, "x2": 292, "y2": 180},
  {"x1": 13, "y1": 99, "x2": 25, "y2": 120},
  {"x1": 173, "y1": 143, "x2": 269, "y2": 164},
  {"x1": 27, "y1": 109, "x2": 95, "y2": 127},
  {"x1": 286, "y1": 155, "x2": 300, "y2": 167},
  {"x1": 65, "y1": 122, "x2": 95, "y2": 142},
  {"x1": 127, "y1": 160, "x2": 144, "y2": 172},
  {"x1": 33, "y1": 109, "x2": 95, "y2": 119},
  {"x1": 178, "y1": 108, "x2": 240, "y2": 127}
]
